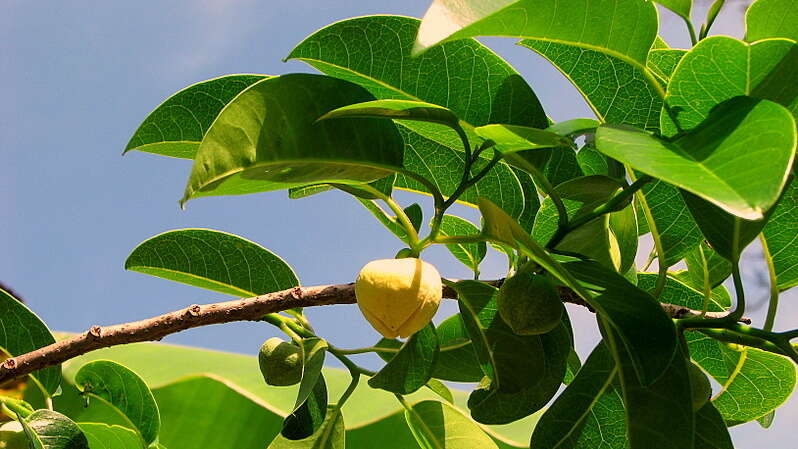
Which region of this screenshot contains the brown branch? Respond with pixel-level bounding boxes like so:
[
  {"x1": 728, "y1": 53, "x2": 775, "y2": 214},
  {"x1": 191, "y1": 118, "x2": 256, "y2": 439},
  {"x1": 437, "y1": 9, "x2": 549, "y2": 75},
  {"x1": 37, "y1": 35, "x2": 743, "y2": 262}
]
[{"x1": 0, "y1": 281, "x2": 749, "y2": 387}]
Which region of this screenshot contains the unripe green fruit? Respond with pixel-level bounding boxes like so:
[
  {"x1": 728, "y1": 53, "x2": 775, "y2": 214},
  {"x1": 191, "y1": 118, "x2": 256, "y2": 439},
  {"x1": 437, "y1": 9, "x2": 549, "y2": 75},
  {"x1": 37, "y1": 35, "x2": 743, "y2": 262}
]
[
  {"x1": 258, "y1": 337, "x2": 303, "y2": 387},
  {"x1": 497, "y1": 272, "x2": 564, "y2": 335},
  {"x1": 355, "y1": 258, "x2": 442, "y2": 339},
  {"x1": 688, "y1": 362, "x2": 712, "y2": 411}
]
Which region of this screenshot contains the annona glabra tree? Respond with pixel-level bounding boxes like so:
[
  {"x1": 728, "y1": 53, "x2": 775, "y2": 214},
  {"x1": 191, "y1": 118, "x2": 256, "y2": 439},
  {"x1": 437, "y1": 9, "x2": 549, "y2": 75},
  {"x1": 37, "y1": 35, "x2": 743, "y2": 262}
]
[{"x1": 1, "y1": 0, "x2": 797, "y2": 448}]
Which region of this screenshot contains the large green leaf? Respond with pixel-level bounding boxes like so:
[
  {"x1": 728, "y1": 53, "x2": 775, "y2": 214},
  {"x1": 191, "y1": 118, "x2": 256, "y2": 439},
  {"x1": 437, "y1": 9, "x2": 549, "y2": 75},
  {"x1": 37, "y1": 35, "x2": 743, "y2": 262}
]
[
  {"x1": 655, "y1": 0, "x2": 692, "y2": 20},
  {"x1": 283, "y1": 338, "x2": 328, "y2": 440},
  {"x1": 180, "y1": 74, "x2": 405, "y2": 205},
  {"x1": 74, "y1": 361, "x2": 159, "y2": 445},
  {"x1": 597, "y1": 97, "x2": 796, "y2": 220},
  {"x1": 530, "y1": 342, "x2": 626, "y2": 449},
  {"x1": 455, "y1": 280, "x2": 571, "y2": 424},
  {"x1": 637, "y1": 273, "x2": 730, "y2": 312},
  {"x1": 761, "y1": 179, "x2": 798, "y2": 290},
  {"x1": 438, "y1": 215, "x2": 486, "y2": 273},
  {"x1": 520, "y1": 41, "x2": 663, "y2": 132},
  {"x1": 478, "y1": 198, "x2": 678, "y2": 385},
  {"x1": 270, "y1": 406, "x2": 344, "y2": 449},
  {"x1": 369, "y1": 324, "x2": 439, "y2": 395},
  {"x1": 693, "y1": 403, "x2": 734, "y2": 449},
  {"x1": 746, "y1": 0, "x2": 798, "y2": 42},
  {"x1": 78, "y1": 423, "x2": 144, "y2": 449},
  {"x1": 0, "y1": 288, "x2": 60, "y2": 396},
  {"x1": 532, "y1": 176, "x2": 624, "y2": 269},
  {"x1": 288, "y1": 15, "x2": 544, "y2": 228},
  {"x1": 603, "y1": 326, "x2": 693, "y2": 449},
  {"x1": 414, "y1": 0, "x2": 658, "y2": 64},
  {"x1": 646, "y1": 49, "x2": 686, "y2": 82},
  {"x1": 125, "y1": 229, "x2": 299, "y2": 297},
  {"x1": 661, "y1": 36, "x2": 798, "y2": 136},
  {"x1": 404, "y1": 400, "x2": 499, "y2": 449},
  {"x1": 431, "y1": 314, "x2": 483, "y2": 383},
  {"x1": 637, "y1": 180, "x2": 703, "y2": 267},
  {"x1": 58, "y1": 342, "x2": 534, "y2": 447},
  {"x1": 124, "y1": 75, "x2": 268, "y2": 159},
  {"x1": 20, "y1": 410, "x2": 89, "y2": 449}
]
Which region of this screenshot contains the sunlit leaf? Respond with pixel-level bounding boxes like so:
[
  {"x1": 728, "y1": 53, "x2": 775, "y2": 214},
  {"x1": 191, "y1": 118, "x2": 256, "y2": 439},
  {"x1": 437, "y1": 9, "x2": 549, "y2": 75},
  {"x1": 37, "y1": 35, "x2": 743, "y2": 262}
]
[
  {"x1": 761, "y1": 179, "x2": 798, "y2": 290},
  {"x1": 369, "y1": 324, "x2": 439, "y2": 395},
  {"x1": 19, "y1": 410, "x2": 89, "y2": 449},
  {"x1": 404, "y1": 400, "x2": 499, "y2": 449},
  {"x1": 746, "y1": 0, "x2": 798, "y2": 42},
  {"x1": 269, "y1": 406, "x2": 344, "y2": 449},
  {"x1": 78, "y1": 423, "x2": 144, "y2": 449},
  {"x1": 438, "y1": 215, "x2": 486, "y2": 272}
]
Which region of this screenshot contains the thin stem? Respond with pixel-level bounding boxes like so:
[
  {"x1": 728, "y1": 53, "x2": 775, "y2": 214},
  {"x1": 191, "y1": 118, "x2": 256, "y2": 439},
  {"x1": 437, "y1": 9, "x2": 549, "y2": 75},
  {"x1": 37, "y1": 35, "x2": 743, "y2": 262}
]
[
  {"x1": 684, "y1": 17, "x2": 698, "y2": 46},
  {"x1": 333, "y1": 346, "x2": 400, "y2": 355},
  {"x1": 761, "y1": 234, "x2": 780, "y2": 332},
  {"x1": 700, "y1": 0, "x2": 726, "y2": 40},
  {"x1": 357, "y1": 183, "x2": 421, "y2": 253},
  {"x1": 329, "y1": 347, "x2": 376, "y2": 377},
  {"x1": 629, "y1": 169, "x2": 667, "y2": 298},
  {"x1": 546, "y1": 175, "x2": 651, "y2": 250},
  {"x1": 698, "y1": 244, "x2": 711, "y2": 317},
  {"x1": 432, "y1": 234, "x2": 487, "y2": 245},
  {"x1": 729, "y1": 262, "x2": 746, "y2": 322}
]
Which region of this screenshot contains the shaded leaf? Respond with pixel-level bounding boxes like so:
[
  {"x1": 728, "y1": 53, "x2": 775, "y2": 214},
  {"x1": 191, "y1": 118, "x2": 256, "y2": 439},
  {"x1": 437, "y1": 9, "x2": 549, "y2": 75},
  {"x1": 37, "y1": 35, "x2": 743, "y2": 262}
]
[
  {"x1": 181, "y1": 74, "x2": 405, "y2": 205},
  {"x1": 78, "y1": 423, "x2": 144, "y2": 449},
  {"x1": 269, "y1": 406, "x2": 344, "y2": 449},
  {"x1": 684, "y1": 242, "x2": 732, "y2": 290},
  {"x1": 124, "y1": 75, "x2": 268, "y2": 159},
  {"x1": 424, "y1": 379, "x2": 453, "y2": 404},
  {"x1": 369, "y1": 324, "x2": 438, "y2": 395},
  {"x1": 0, "y1": 288, "x2": 60, "y2": 396},
  {"x1": 432, "y1": 314, "x2": 483, "y2": 383},
  {"x1": 74, "y1": 361, "x2": 160, "y2": 445},
  {"x1": 20, "y1": 410, "x2": 89, "y2": 449},
  {"x1": 125, "y1": 229, "x2": 299, "y2": 297},
  {"x1": 319, "y1": 99, "x2": 462, "y2": 132},
  {"x1": 761, "y1": 178, "x2": 798, "y2": 290},
  {"x1": 404, "y1": 400, "x2": 499, "y2": 449},
  {"x1": 694, "y1": 402, "x2": 733, "y2": 449},
  {"x1": 597, "y1": 97, "x2": 796, "y2": 220},
  {"x1": 283, "y1": 338, "x2": 328, "y2": 439},
  {"x1": 638, "y1": 180, "x2": 703, "y2": 267},
  {"x1": 637, "y1": 272, "x2": 731, "y2": 312},
  {"x1": 415, "y1": 0, "x2": 658, "y2": 64},
  {"x1": 438, "y1": 215, "x2": 486, "y2": 272}
]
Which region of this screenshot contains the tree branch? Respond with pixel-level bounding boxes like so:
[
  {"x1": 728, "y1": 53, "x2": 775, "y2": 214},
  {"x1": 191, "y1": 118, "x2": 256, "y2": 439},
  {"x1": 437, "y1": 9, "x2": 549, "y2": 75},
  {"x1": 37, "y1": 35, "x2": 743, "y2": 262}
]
[{"x1": 0, "y1": 281, "x2": 750, "y2": 386}]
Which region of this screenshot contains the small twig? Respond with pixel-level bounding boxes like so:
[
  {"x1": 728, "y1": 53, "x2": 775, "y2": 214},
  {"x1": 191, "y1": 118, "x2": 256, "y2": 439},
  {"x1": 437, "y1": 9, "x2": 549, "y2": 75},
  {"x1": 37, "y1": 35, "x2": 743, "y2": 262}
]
[{"x1": 0, "y1": 281, "x2": 750, "y2": 386}]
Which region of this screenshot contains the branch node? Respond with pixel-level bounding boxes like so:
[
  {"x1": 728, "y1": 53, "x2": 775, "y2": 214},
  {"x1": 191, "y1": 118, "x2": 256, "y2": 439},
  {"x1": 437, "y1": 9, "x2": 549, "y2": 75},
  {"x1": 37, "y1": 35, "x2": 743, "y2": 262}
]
[
  {"x1": 291, "y1": 287, "x2": 303, "y2": 299},
  {"x1": 2, "y1": 358, "x2": 16, "y2": 370},
  {"x1": 88, "y1": 325, "x2": 102, "y2": 338},
  {"x1": 186, "y1": 304, "x2": 201, "y2": 317}
]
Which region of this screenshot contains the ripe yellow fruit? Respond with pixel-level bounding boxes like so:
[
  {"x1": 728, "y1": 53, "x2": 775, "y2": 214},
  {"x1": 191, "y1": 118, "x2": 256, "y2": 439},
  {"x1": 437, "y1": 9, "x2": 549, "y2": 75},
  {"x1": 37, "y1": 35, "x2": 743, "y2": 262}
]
[
  {"x1": 258, "y1": 337, "x2": 303, "y2": 386},
  {"x1": 355, "y1": 258, "x2": 442, "y2": 339}
]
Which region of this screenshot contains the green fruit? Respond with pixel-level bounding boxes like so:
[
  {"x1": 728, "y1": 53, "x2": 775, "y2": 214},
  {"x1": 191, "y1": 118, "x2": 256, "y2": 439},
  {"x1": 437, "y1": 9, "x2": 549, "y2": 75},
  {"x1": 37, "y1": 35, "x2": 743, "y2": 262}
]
[
  {"x1": 258, "y1": 337, "x2": 303, "y2": 386},
  {"x1": 689, "y1": 362, "x2": 712, "y2": 411},
  {"x1": 497, "y1": 272, "x2": 564, "y2": 335}
]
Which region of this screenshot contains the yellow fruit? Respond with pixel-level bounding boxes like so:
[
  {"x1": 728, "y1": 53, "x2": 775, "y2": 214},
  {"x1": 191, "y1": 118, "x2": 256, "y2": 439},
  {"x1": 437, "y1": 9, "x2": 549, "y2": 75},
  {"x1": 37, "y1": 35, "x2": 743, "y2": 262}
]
[
  {"x1": 497, "y1": 272, "x2": 564, "y2": 335},
  {"x1": 355, "y1": 258, "x2": 442, "y2": 339},
  {"x1": 258, "y1": 337, "x2": 303, "y2": 386}
]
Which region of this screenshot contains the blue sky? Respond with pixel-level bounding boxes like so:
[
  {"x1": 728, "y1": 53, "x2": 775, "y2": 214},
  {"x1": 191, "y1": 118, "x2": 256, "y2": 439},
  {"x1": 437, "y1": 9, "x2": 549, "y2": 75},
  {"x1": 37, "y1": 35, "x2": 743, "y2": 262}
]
[{"x1": 1, "y1": 1, "x2": 795, "y2": 447}]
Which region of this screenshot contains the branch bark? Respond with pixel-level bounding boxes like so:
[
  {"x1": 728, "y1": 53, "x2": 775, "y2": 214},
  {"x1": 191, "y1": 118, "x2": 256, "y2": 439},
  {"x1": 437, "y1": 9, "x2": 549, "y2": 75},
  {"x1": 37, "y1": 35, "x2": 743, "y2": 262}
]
[{"x1": 0, "y1": 281, "x2": 749, "y2": 386}]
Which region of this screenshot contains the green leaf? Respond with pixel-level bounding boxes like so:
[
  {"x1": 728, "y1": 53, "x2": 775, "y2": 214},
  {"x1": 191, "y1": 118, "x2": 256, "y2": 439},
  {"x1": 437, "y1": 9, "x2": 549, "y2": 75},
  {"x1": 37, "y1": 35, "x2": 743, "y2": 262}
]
[
  {"x1": 415, "y1": 0, "x2": 658, "y2": 64},
  {"x1": 681, "y1": 190, "x2": 774, "y2": 261},
  {"x1": 532, "y1": 175, "x2": 624, "y2": 269},
  {"x1": 432, "y1": 314, "x2": 483, "y2": 383},
  {"x1": 530, "y1": 341, "x2": 626, "y2": 449},
  {"x1": 746, "y1": 0, "x2": 798, "y2": 42},
  {"x1": 0, "y1": 288, "x2": 60, "y2": 396},
  {"x1": 646, "y1": 49, "x2": 687, "y2": 82},
  {"x1": 478, "y1": 198, "x2": 678, "y2": 385},
  {"x1": 125, "y1": 229, "x2": 299, "y2": 297},
  {"x1": 78, "y1": 423, "x2": 145, "y2": 449},
  {"x1": 761, "y1": 178, "x2": 798, "y2": 290},
  {"x1": 655, "y1": 0, "x2": 692, "y2": 20},
  {"x1": 638, "y1": 179, "x2": 703, "y2": 267},
  {"x1": 369, "y1": 324, "x2": 439, "y2": 395},
  {"x1": 637, "y1": 273, "x2": 731, "y2": 312},
  {"x1": 757, "y1": 411, "x2": 776, "y2": 429},
  {"x1": 438, "y1": 215, "x2": 486, "y2": 272},
  {"x1": 474, "y1": 124, "x2": 572, "y2": 152},
  {"x1": 609, "y1": 200, "x2": 638, "y2": 274},
  {"x1": 404, "y1": 400, "x2": 499, "y2": 449},
  {"x1": 124, "y1": 75, "x2": 268, "y2": 159},
  {"x1": 684, "y1": 242, "x2": 732, "y2": 290},
  {"x1": 597, "y1": 97, "x2": 796, "y2": 220},
  {"x1": 269, "y1": 406, "x2": 344, "y2": 449},
  {"x1": 603, "y1": 325, "x2": 693, "y2": 449},
  {"x1": 575, "y1": 146, "x2": 609, "y2": 178},
  {"x1": 710, "y1": 346, "x2": 796, "y2": 424},
  {"x1": 319, "y1": 99, "x2": 462, "y2": 132},
  {"x1": 542, "y1": 146, "x2": 584, "y2": 187},
  {"x1": 288, "y1": 15, "x2": 545, "y2": 227},
  {"x1": 547, "y1": 119, "x2": 599, "y2": 137},
  {"x1": 20, "y1": 410, "x2": 89, "y2": 449},
  {"x1": 424, "y1": 379, "x2": 454, "y2": 404},
  {"x1": 454, "y1": 281, "x2": 571, "y2": 424},
  {"x1": 288, "y1": 184, "x2": 334, "y2": 199},
  {"x1": 180, "y1": 74, "x2": 405, "y2": 205},
  {"x1": 74, "y1": 361, "x2": 160, "y2": 445},
  {"x1": 661, "y1": 36, "x2": 798, "y2": 136},
  {"x1": 520, "y1": 40, "x2": 663, "y2": 132},
  {"x1": 694, "y1": 402, "x2": 734, "y2": 449},
  {"x1": 283, "y1": 338, "x2": 328, "y2": 439}
]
